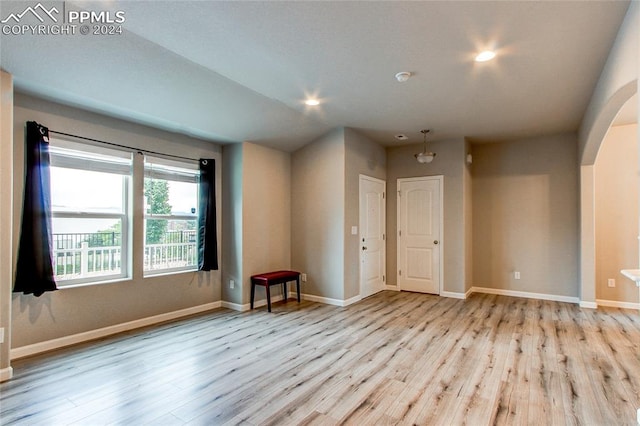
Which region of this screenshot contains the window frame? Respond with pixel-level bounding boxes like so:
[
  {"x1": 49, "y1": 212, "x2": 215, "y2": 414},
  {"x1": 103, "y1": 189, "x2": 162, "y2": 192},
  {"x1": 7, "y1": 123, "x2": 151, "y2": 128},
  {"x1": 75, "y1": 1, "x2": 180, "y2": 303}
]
[
  {"x1": 49, "y1": 140, "x2": 132, "y2": 287},
  {"x1": 143, "y1": 155, "x2": 200, "y2": 277}
]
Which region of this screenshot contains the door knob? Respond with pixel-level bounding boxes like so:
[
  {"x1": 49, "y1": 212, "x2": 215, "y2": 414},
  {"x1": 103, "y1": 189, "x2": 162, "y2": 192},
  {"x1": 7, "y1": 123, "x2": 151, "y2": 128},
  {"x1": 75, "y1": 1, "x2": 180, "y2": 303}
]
[
  {"x1": 434, "y1": 240, "x2": 439, "y2": 245},
  {"x1": 362, "y1": 246, "x2": 368, "y2": 250}
]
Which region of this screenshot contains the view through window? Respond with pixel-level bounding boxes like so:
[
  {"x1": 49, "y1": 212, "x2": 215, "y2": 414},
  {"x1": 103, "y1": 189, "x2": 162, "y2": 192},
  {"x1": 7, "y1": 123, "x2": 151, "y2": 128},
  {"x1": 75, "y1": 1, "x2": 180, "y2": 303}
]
[
  {"x1": 144, "y1": 156, "x2": 199, "y2": 275},
  {"x1": 50, "y1": 142, "x2": 131, "y2": 285}
]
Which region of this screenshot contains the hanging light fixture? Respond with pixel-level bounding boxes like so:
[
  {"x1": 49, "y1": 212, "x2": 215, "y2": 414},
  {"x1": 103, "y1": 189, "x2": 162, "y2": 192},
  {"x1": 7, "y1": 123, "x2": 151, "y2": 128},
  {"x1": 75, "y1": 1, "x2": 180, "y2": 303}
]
[{"x1": 415, "y1": 129, "x2": 436, "y2": 163}]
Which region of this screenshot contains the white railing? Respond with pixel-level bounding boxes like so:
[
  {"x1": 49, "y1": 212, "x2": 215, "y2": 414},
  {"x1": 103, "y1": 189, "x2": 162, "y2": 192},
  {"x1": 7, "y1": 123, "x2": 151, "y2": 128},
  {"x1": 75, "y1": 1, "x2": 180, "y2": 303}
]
[
  {"x1": 54, "y1": 242, "x2": 122, "y2": 280},
  {"x1": 144, "y1": 242, "x2": 197, "y2": 271},
  {"x1": 53, "y1": 241, "x2": 197, "y2": 281}
]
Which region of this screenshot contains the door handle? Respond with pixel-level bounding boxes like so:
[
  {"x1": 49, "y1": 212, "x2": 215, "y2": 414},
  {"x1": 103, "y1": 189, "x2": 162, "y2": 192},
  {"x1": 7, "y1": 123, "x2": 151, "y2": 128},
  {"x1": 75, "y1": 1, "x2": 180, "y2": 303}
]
[
  {"x1": 434, "y1": 240, "x2": 439, "y2": 245},
  {"x1": 362, "y1": 246, "x2": 368, "y2": 251}
]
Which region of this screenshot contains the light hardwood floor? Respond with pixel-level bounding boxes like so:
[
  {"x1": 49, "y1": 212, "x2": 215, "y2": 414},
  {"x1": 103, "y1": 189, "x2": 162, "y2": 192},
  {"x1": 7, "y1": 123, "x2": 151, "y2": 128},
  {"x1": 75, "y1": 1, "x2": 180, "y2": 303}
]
[{"x1": 1, "y1": 291, "x2": 640, "y2": 425}]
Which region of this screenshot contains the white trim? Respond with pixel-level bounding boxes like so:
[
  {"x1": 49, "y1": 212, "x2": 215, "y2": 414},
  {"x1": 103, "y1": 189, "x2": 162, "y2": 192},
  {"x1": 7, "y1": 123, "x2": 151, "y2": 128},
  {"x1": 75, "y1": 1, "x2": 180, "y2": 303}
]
[
  {"x1": 579, "y1": 301, "x2": 598, "y2": 309},
  {"x1": 441, "y1": 291, "x2": 467, "y2": 299},
  {"x1": 11, "y1": 301, "x2": 222, "y2": 360},
  {"x1": 465, "y1": 287, "x2": 474, "y2": 299},
  {"x1": 299, "y1": 292, "x2": 362, "y2": 307},
  {"x1": 221, "y1": 301, "x2": 247, "y2": 311},
  {"x1": 596, "y1": 299, "x2": 640, "y2": 310},
  {"x1": 343, "y1": 295, "x2": 363, "y2": 306},
  {"x1": 385, "y1": 285, "x2": 400, "y2": 291},
  {"x1": 222, "y1": 294, "x2": 286, "y2": 312},
  {"x1": 471, "y1": 286, "x2": 580, "y2": 304},
  {"x1": 0, "y1": 366, "x2": 13, "y2": 383}
]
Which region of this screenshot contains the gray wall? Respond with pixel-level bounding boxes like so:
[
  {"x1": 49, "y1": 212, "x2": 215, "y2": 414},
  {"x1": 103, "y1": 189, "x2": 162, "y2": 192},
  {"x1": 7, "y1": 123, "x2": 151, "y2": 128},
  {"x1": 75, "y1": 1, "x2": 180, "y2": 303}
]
[
  {"x1": 472, "y1": 134, "x2": 579, "y2": 297},
  {"x1": 344, "y1": 128, "x2": 386, "y2": 299},
  {"x1": 386, "y1": 138, "x2": 468, "y2": 294},
  {"x1": 242, "y1": 142, "x2": 291, "y2": 304},
  {"x1": 464, "y1": 139, "x2": 473, "y2": 293},
  {"x1": 221, "y1": 143, "x2": 243, "y2": 305},
  {"x1": 0, "y1": 71, "x2": 14, "y2": 379},
  {"x1": 11, "y1": 94, "x2": 222, "y2": 348},
  {"x1": 291, "y1": 128, "x2": 345, "y2": 300},
  {"x1": 579, "y1": 1, "x2": 638, "y2": 164},
  {"x1": 595, "y1": 123, "x2": 638, "y2": 303}
]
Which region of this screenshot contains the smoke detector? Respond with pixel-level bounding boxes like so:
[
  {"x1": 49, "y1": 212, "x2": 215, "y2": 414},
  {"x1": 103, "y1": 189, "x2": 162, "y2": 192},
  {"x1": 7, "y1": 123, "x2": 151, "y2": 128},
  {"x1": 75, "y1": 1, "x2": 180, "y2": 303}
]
[
  {"x1": 394, "y1": 134, "x2": 409, "y2": 141},
  {"x1": 395, "y1": 72, "x2": 411, "y2": 83}
]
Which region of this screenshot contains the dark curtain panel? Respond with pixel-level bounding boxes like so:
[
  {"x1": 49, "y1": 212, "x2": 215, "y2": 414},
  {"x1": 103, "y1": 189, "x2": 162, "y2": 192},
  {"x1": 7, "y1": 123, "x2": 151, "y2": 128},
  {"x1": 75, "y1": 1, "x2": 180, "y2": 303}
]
[
  {"x1": 198, "y1": 159, "x2": 218, "y2": 271},
  {"x1": 14, "y1": 121, "x2": 57, "y2": 296}
]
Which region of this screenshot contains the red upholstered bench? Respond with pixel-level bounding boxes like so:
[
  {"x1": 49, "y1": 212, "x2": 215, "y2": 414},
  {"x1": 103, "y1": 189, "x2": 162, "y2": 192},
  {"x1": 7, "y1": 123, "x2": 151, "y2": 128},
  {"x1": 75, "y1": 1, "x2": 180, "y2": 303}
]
[{"x1": 250, "y1": 270, "x2": 301, "y2": 312}]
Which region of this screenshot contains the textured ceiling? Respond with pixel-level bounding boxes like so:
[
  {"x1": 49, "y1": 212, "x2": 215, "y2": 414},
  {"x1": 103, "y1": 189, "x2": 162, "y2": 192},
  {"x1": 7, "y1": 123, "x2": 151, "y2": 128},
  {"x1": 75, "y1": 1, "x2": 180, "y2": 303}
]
[{"x1": 0, "y1": 0, "x2": 633, "y2": 151}]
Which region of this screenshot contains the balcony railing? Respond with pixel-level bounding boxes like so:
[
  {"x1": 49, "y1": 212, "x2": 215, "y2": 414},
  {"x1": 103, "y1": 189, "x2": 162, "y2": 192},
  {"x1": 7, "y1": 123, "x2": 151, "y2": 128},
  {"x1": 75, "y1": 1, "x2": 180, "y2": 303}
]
[{"x1": 52, "y1": 231, "x2": 197, "y2": 281}]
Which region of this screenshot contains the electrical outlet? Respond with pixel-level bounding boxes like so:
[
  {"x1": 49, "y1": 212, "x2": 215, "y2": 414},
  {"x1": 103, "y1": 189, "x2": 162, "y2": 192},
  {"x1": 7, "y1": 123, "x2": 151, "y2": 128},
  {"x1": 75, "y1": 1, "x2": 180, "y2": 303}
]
[
  {"x1": 608, "y1": 278, "x2": 616, "y2": 288},
  {"x1": 514, "y1": 271, "x2": 521, "y2": 280},
  {"x1": 229, "y1": 279, "x2": 235, "y2": 289},
  {"x1": 301, "y1": 273, "x2": 307, "y2": 282}
]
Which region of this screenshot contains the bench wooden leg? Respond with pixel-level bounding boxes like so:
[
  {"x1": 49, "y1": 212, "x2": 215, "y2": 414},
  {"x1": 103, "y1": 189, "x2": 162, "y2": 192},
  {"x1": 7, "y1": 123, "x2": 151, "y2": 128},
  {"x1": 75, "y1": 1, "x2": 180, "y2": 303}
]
[
  {"x1": 250, "y1": 281, "x2": 255, "y2": 310},
  {"x1": 283, "y1": 282, "x2": 288, "y2": 302},
  {"x1": 266, "y1": 284, "x2": 271, "y2": 312},
  {"x1": 296, "y1": 277, "x2": 301, "y2": 302}
]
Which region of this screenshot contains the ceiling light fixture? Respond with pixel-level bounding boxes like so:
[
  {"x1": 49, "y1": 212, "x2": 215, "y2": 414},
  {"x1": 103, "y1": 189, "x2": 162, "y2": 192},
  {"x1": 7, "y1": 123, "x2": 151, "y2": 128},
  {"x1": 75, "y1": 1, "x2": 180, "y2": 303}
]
[
  {"x1": 475, "y1": 50, "x2": 496, "y2": 62},
  {"x1": 304, "y1": 99, "x2": 320, "y2": 106},
  {"x1": 415, "y1": 129, "x2": 436, "y2": 164},
  {"x1": 395, "y1": 72, "x2": 411, "y2": 83}
]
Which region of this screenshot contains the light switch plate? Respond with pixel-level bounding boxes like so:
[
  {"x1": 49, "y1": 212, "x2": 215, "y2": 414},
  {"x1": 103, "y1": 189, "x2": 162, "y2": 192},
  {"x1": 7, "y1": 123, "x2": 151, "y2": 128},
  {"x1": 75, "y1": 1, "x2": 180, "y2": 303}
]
[
  {"x1": 351, "y1": 226, "x2": 358, "y2": 235},
  {"x1": 0, "y1": 327, "x2": 4, "y2": 344}
]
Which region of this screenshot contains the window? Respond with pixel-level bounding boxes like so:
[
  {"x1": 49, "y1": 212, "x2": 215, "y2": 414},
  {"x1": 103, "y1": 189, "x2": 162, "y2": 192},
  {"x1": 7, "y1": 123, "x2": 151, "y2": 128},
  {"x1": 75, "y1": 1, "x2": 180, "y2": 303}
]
[
  {"x1": 50, "y1": 141, "x2": 132, "y2": 286},
  {"x1": 143, "y1": 156, "x2": 199, "y2": 275}
]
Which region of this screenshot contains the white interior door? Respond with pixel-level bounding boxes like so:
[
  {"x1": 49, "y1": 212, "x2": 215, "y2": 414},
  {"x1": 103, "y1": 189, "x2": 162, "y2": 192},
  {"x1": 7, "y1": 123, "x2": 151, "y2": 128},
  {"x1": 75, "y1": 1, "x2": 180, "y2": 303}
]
[
  {"x1": 360, "y1": 175, "x2": 386, "y2": 298},
  {"x1": 397, "y1": 176, "x2": 442, "y2": 294}
]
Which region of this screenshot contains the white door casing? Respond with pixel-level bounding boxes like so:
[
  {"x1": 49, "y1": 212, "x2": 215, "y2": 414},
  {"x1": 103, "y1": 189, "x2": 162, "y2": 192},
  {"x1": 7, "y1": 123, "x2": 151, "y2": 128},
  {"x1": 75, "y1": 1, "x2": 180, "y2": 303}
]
[
  {"x1": 359, "y1": 175, "x2": 386, "y2": 298},
  {"x1": 397, "y1": 176, "x2": 442, "y2": 294}
]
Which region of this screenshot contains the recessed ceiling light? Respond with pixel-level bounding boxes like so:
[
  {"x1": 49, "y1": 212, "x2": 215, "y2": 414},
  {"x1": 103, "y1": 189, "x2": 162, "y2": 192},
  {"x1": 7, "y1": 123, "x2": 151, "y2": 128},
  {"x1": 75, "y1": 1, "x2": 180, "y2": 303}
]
[
  {"x1": 395, "y1": 72, "x2": 411, "y2": 83},
  {"x1": 395, "y1": 134, "x2": 409, "y2": 141},
  {"x1": 475, "y1": 50, "x2": 496, "y2": 62},
  {"x1": 305, "y1": 99, "x2": 320, "y2": 106}
]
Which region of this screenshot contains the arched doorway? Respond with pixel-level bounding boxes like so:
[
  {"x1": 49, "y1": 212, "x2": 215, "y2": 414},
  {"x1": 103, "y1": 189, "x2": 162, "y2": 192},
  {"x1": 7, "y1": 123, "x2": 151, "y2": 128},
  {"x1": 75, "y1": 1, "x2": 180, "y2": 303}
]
[
  {"x1": 580, "y1": 80, "x2": 638, "y2": 307},
  {"x1": 593, "y1": 94, "x2": 638, "y2": 308}
]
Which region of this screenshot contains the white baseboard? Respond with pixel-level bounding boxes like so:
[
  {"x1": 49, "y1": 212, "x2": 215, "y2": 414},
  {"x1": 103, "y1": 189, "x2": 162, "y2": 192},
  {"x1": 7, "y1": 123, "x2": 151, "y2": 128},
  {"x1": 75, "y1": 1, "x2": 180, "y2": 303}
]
[
  {"x1": 441, "y1": 291, "x2": 467, "y2": 299},
  {"x1": 343, "y1": 295, "x2": 363, "y2": 306},
  {"x1": 222, "y1": 294, "x2": 286, "y2": 312},
  {"x1": 579, "y1": 301, "x2": 598, "y2": 309},
  {"x1": 596, "y1": 299, "x2": 640, "y2": 310},
  {"x1": 385, "y1": 285, "x2": 400, "y2": 291},
  {"x1": 471, "y1": 286, "x2": 580, "y2": 304},
  {"x1": 298, "y1": 292, "x2": 361, "y2": 307},
  {"x1": 0, "y1": 366, "x2": 13, "y2": 383},
  {"x1": 221, "y1": 301, "x2": 246, "y2": 311},
  {"x1": 11, "y1": 301, "x2": 222, "y2": 360}
]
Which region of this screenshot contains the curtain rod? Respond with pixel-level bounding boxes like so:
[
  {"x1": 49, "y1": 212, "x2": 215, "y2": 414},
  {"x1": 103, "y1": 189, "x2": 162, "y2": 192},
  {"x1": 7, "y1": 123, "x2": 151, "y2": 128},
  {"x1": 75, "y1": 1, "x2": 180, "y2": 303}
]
[{"x1": 48, "y1": 129, "x2": 201, "y2": 162}]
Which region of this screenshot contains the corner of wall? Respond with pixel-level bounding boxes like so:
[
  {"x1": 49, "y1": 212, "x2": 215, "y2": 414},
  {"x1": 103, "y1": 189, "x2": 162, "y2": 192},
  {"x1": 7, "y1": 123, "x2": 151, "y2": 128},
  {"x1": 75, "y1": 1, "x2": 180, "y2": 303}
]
[
  {"x1": 221, "y1": 143, "x2": 243, "y2": 305},
  {"x1": 241, "y1": 142, "x2": 292, "y2": 305},
  {"x1": 0, "y1": 70, "x2": 14, "y2": 380},
  {"x1": 291, "y1": 129, "x2": 346, "y2": 301}
]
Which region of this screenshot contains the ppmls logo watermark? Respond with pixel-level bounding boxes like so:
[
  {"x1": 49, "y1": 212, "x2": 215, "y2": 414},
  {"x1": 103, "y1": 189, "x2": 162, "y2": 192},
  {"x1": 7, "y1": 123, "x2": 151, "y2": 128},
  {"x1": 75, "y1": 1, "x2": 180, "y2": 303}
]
[{"x1": 1, "y1": 2, "x2": 126, "y2": 36}]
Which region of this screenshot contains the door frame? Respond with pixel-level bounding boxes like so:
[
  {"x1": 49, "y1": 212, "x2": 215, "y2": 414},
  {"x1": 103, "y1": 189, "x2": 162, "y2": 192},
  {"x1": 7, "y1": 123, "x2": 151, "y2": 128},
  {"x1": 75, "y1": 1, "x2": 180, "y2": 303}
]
[
  {"x1": 396, "y1": 175, "x2": 444, "y2": 295},
  {"x1": 359, "y1": 174, "x2": 386, "y2": 298}
]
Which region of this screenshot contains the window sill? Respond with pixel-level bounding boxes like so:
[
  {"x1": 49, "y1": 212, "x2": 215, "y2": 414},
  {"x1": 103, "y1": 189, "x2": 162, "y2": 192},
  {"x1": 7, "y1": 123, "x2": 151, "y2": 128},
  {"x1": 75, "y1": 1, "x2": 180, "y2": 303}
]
[
  {"x1": 57, "y1": 276, "x2": 131, "y2": 290},
  {"x1": 143, "y1": 268, "x2": 199, "y2": 279}
]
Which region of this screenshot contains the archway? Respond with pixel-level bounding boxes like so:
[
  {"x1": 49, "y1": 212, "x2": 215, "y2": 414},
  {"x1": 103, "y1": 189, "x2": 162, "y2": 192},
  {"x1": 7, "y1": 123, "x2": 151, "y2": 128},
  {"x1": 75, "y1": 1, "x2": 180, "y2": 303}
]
[{"x1": 580, "y1": 80, "x2": 638, "y2": 307}]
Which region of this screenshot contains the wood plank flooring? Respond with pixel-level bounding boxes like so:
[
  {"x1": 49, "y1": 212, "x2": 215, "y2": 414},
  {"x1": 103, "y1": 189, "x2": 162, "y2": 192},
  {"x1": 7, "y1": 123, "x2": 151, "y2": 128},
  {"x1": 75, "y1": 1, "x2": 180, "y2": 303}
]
[{"x1": 1, "y1": 291, "x2": 640, "y2": 425}]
